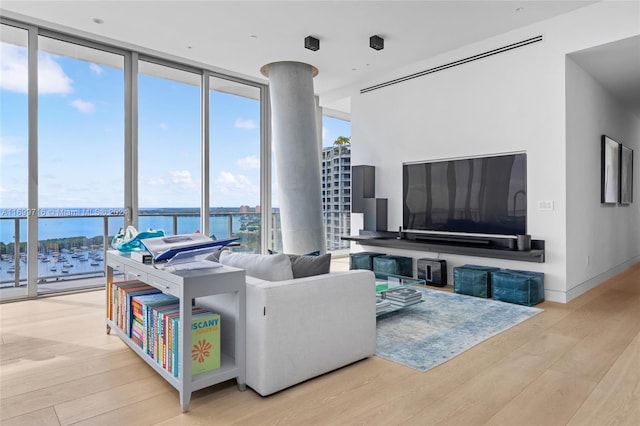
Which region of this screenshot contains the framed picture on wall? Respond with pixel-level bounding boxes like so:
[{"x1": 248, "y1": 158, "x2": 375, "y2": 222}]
[
  {"x1": 601, "y1": 135, "x2": 619, "y2": 204},
  {"x1": 620, "y1": 144, "x2": 634, "y2": 204}
]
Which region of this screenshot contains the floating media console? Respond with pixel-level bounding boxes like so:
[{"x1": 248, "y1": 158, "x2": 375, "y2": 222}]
[
  {"x1": 342, "y1": 231, "x2": 545, "y2": 263},
  {"x1": 412, "y1": 233, "x2": 492, "y2": 246}
]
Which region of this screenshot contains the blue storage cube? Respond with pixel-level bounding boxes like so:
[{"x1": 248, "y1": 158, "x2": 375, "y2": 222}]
[
  {"x1": 453, "y1": 264, "x2": 500, "y2": 298},
  {"x1": 372, "y1": 255, "x2": 413, "y2": 277},
  {"x1": 492, "y1": 269, "x2": 545, "y2": 306},
  {"x1": 349, "y1": 252, "x2": 385, "y2": 271}
]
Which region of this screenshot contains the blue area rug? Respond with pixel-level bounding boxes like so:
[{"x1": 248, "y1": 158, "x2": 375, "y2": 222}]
[{"x1": 376, "y1": 287, "x2": 543, "y2": 372}]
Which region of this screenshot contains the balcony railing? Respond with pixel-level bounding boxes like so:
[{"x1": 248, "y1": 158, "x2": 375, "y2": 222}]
[
  {"x1": 0, "y1": 210, "x2": 259, "y2": 289},
  {"x1": 0, "y1": 209, "x2": 351, "y2": 294}
]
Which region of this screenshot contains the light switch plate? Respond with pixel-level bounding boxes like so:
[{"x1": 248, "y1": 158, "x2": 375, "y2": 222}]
[{"x1": 537, "y1": 200, "x2": 554, "y2": 211}]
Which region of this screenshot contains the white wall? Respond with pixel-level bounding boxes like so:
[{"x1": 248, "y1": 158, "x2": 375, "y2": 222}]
[
  {"x1": 565, "y1": 57, "x2": 640, "y2": 300},
  {"x1": 347, "y1": 1, "x2": 640, "y2": 302}
]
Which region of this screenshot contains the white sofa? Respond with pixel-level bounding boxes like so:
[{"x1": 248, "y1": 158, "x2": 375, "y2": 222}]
[{"x1": 199, "y1": 252, "x2": 377, "y2": 396}]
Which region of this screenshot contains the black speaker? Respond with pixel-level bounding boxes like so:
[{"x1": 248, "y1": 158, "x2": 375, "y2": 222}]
[
  {"x1": 363, "y1": 198, "x2": 387, "y2": 232},
  {"x1": 417, "y1": 258, "x2": 447, "y2": 287},
  {"x1": 370, "y1": 35, "x2": 384, "y2": 50},
  {"x1": 305, "y1": 36, "x2": 320, "y2": 51}
]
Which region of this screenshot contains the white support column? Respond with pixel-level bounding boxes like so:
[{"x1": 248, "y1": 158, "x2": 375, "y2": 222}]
[{"x1": 261, "y1": 61, "x2": 326, "y2": 254}]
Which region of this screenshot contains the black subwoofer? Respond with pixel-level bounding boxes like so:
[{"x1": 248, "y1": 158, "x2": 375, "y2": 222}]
[{"x1": 417, "y1": 258, "x2": 447, "y2": 287}]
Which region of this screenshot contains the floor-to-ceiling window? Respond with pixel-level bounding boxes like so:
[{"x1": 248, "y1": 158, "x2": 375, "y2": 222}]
[
  {"x1": 0, "y1": 18, "x2": 269, "y2": 302},
  {"x1": 0, "y1": 23, "x2": 30, "y2": 298},
  {"x1": 209, "y1": 77, "x2": 262, "y2": 253},
  {"x1": 137, "y1": 60, "x2": 201, "y2": 235},
  {"x1": 36, "y1": 35, "x2": 125, "y2": 295},
  {"x1": 322, "y1": 115, "x2": 351, "y2": 252},
  {"x1": 1, "y1": 26, "x2": 126, "y2": 299}
]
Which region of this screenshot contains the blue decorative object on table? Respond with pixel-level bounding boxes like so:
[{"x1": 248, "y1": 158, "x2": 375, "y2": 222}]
[{"x1": 111, "y1": 226, "x2": 165, "y2": 252}]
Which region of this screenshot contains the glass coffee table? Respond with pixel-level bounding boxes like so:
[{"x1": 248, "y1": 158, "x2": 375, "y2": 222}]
[{"x1": 375, "y1": 273, "x2": 425, "y2": 317}]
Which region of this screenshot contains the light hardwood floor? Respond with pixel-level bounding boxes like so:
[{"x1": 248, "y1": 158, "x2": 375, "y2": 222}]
[{"x1": 1, "y1": 262, "x2": 638, "y2": 426}]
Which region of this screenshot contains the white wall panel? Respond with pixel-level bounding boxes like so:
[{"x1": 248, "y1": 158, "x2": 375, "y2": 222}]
[{"x1": 348, "y1": 1, "x2": 640, "y2": 302}]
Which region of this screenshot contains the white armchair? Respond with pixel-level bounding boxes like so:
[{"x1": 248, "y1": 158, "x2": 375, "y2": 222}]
[
  {"x1": 198, "y1": 252, "x2": 377, "y2": 396},
  {"x1": 244, "y1": 269, "x2": 376, "y2": 396}
]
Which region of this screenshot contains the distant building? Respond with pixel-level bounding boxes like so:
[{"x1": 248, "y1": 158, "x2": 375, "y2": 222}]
[
  {"x1": 239, "y1": 205, "x2": 250, "y2": 213},
  {"x1": 321, "y1": 144, "x2": 351, "y2": 250}
]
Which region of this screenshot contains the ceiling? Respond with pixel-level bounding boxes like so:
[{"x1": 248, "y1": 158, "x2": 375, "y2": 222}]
[
  {"x1": 569, "y1": 35, "x2": 640, "y2": 118},
  {"x1": 1, "y1": 1, "x2": 638, "y2": 116}
]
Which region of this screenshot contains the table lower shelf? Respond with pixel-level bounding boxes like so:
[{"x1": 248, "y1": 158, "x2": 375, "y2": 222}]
[
  {"x1": 376, "y1": 299, "x2": 423, "y2": 317},
  {"x1": 106, "y1": 319, "x2": 244, "y2": 393},
  {"x1": 376, "y1": 282, "x2": 424, "y2": 317}
]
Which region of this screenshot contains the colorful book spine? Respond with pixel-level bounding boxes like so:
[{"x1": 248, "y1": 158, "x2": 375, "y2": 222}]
[
  {"x1": 165, "y1": 311, "x2": 179, "y2": 376},
  {"x1": 131, "y1": 300, "x2": 144, "y2": 324},
  {"x1": 161, "y1": 307, "x2": 179, "y2": 370},
  {"x1": 171, "y1": 317, "x2": 180, "y2": 377},
  {"x1": 131, "y1": 319, "x2": 145, "y2": 348}
]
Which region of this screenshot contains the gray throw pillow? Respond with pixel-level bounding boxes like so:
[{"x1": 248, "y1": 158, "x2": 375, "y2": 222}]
[
  {"x1": 288, "y1": 253, "x2": 331, "y2": 278},
  {"x1": 219, "y1": 251, "x2": 294, "y2": 281}
]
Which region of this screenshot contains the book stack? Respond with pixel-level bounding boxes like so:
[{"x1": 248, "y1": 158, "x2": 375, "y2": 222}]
[
  {"x1": 376, "y1": 295, "x2": 392, "y2": 313},
  {"x1": 384, "y1": 287, "x2": 422, "y2": 307},
  {"x1": 131, "y1": 293, "x2": 178, "y2": 353},
  {"x1": 108, "y1": 280, "x2": 160, "y2": 331}
]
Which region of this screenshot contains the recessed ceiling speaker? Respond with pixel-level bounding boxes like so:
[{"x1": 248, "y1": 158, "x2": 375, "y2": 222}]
[
  {"x1": 370, "y1": 35, "x2": 384, "y2": 51},
  {"x1": 305, "y1": 36, "x2": 320, "y2": 51}
]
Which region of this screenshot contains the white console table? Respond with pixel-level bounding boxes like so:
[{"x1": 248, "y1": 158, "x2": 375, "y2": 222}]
[{"x1": 106, "y1": 250, "x2": 246, "y2": 412}]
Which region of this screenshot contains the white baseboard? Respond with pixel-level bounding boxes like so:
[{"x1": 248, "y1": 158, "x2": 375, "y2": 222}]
[{"x1": 566, "y1": 256, "x2": 640, "y2": 302}]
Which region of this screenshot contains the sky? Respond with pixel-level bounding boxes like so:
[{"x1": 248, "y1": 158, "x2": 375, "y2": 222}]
[{"x1": 0, "y1": 40, "x2": 351, "y2": 211}]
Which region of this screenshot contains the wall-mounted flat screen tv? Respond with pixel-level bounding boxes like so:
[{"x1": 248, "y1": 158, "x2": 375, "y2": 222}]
[{"x1": 403, "y1": 153, "x2": 527, "y2": 236}]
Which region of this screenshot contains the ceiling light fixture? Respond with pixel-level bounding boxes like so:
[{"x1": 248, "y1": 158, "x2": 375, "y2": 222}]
[
  {"x1": 305, "y1": 36, "x2": 320, "y2": 51},
  {"x1": 370, "y1": 35, "x2": 384, "y2": 51}
]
